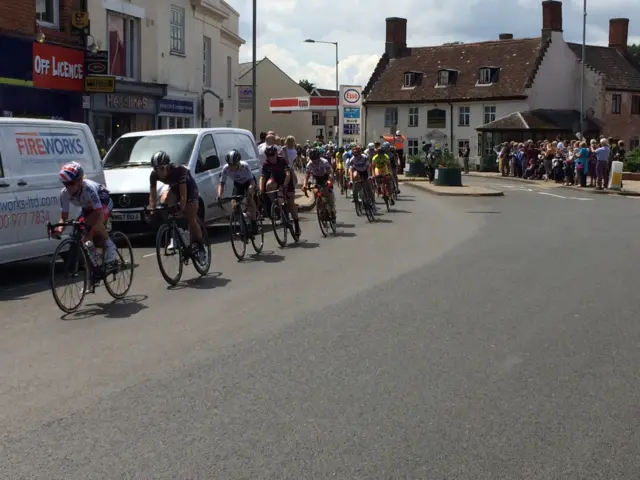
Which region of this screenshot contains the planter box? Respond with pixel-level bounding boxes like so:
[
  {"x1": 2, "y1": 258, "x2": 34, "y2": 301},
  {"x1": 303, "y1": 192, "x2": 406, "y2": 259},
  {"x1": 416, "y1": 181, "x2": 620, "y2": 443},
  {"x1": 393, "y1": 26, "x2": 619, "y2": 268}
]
[
  {"x1": 434, "y1": 167, "x2": 463, "y2": 186},
  {"x1": 405, "y1": 161, "x2": 427, "y2": 177}
]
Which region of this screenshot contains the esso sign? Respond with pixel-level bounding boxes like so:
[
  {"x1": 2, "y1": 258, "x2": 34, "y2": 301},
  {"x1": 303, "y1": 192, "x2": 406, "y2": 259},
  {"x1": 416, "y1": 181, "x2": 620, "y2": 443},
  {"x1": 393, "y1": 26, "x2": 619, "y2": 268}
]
[
  {"x1": 343, "y1": 89, "x2": 361, "y2": 104},
  {"x1": 298, "y1": 98, "x2": 309, "y2": 109}
]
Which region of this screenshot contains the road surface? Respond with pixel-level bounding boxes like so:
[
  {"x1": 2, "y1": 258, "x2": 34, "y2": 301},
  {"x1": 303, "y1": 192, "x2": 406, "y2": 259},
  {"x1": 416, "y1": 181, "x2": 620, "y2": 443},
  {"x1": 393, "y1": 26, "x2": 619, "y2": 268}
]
[{"x1": 1, "y1": 178, "x2": 639, "y2": 478}]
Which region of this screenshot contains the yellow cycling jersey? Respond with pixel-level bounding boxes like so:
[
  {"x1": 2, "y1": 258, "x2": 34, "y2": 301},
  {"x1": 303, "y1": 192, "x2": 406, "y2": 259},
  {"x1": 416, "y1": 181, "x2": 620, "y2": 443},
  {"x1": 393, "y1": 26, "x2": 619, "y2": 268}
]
[
  {"x1": 336, "y1": 152, "x2": 344, "y2": 169},
  {"x1": 372, "y1": 153, "x2": 390, "y2": 175}
]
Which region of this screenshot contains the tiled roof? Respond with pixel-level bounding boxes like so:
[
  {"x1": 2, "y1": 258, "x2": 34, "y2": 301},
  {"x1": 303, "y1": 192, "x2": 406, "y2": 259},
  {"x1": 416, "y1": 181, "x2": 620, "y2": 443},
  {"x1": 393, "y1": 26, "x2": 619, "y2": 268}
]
[
  {"x1": 567, "y1": 43, "x2": 640, "y2": 91},
  {"x1": 365, "y1": 38, "x2": 547, "y2": 103},
  {"x1": 312, "y1": 88, "x2": 338, "y2": 96},
  {"x1": 477, "y1": 109, "x2": 600, "y2": 132},
  {"x1": 238, "y1": 59, "x2": 264, "y2": 79}
]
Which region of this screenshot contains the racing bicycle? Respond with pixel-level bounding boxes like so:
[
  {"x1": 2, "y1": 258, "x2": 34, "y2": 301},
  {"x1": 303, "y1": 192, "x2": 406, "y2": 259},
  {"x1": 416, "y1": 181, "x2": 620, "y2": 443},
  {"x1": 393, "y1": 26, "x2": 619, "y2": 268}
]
[
  {"x1": 46, "y1": 218, "x2": 134, "y2": 313},
  {"x1": 303, "y1": 183, "x2": 336, "y2": 237},
  {"x1": 352, "y1": 179, "x2": 375, "y2": 222},
  {"x1": 145, "y1": 205, "x2": 211, "y2": 286},
  {"x1": 265, "y1": 188, "x2": 300, "y2": 247},
  {"x1": 219, "y1": 194, "x2": 264, "y2": 261}
]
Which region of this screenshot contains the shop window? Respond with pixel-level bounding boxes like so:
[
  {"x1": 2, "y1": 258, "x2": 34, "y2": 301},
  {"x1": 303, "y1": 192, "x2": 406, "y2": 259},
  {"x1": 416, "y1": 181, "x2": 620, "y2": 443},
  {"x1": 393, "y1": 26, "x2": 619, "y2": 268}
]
[
  {"x1": 170, "y1": 5, "x2": 186, "y2": 55},
  {"x1": 36, "y1": 0, "x2": 59, "y2": 29},
  {"x1": 108, "y1": 11, "x2": 140, "y2": 79},
  {"x1": 168, "y1": 117, "x2": 191, "y2": 129}
]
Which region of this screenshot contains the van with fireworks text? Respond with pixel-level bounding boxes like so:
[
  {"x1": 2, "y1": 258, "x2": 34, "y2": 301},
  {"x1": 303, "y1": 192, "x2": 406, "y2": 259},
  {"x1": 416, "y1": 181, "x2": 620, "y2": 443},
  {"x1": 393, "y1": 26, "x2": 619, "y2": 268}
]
[{"x1": 0, "y1": 118, "x2": 105, "y2": 264}]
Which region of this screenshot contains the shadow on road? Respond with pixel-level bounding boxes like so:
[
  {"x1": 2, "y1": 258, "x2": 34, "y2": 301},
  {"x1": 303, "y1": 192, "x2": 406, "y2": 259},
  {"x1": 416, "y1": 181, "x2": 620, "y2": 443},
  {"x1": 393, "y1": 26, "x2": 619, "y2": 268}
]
[
  {"x1": 337, "y1": 223, "x2": 355, "y2": 228},
  {"x1": 61, "y1": 294, "x2": 149, "y2": 321},
  {"x1": 245, "y1": 251, "x2": 286, "y2": 263},
  {"x1": 0, "y1": 259, "x2": 52, "y2": 301},
  {"x1": 394, "y1": 197, "x2": 415, "y2": 202},
  {"x1": 169, "y1": 272, "x2": 231, "y2": 290},
  {"x1": 390, "y1": 208, "x2": 412, "y2": 213},
  {"x1": 286, "y1": 241, "x2": 320, "y2": 249},
  {"x1": 333, "y1": 231, "x2": 357, "y2": 238},
  {"x1": 465, "y1": 211, "x2": 501, "y2": 214},
  {"x1": 374, "y1": 218, "x2": 393, "y2": 223},
  {"x1": 129, "y1": 225, "x2": 230, "y2": 249}
]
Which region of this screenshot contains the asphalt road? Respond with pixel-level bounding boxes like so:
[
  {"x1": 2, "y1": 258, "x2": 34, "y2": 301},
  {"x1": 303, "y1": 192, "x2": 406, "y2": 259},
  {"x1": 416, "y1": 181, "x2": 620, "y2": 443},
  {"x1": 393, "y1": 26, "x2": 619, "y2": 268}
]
[{"x1": 1, "y1": 179, "x2": 639, "y2": 479}]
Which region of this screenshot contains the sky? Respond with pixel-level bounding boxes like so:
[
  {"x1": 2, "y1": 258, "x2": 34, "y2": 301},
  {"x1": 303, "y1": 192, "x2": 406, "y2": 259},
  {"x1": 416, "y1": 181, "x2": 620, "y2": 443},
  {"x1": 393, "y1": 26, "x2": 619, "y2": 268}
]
[{"x1": 231, "y1": 0, "x2": 640, "y2": 91}]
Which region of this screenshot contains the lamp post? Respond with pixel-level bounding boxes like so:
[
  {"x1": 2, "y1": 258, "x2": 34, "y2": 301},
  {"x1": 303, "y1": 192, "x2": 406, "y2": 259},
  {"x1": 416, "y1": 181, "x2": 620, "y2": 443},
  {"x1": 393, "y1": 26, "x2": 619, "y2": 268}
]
[
  {"x1": 304, "y1": 39, "x2": 339, "y2": 144},
  {"x1": 580, "y1": 0, "x2": 586, "y2": 137}
]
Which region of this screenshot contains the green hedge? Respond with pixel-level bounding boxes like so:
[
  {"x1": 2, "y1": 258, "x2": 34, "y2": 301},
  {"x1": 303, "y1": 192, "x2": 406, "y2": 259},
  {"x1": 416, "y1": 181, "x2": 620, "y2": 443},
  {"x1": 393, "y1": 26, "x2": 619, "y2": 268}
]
[{"x1": 623, "y1": 149, "x2": 640, "y2": 172}]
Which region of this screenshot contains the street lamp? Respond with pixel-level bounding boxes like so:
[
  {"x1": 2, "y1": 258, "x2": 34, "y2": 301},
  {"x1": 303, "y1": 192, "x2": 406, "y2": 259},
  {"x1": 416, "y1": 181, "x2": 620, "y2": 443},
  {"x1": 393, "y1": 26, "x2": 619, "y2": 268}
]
[
  {"x1": 579, "y1": 0, "x2": 586, "y2": 137},
  {"x1": 304, "y1": 39, "x2": 339, "y2": 144}
]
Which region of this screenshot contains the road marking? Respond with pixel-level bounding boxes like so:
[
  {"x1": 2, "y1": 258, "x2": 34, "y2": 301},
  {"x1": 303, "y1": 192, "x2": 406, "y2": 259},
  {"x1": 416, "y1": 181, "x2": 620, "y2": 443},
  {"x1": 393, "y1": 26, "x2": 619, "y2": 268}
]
[
  {"x1": 142, "y1": 253, "x2": 155, "y2": 258},
  {"x1": 538, "y1": 192, "x2": 591, "y2": 200}
]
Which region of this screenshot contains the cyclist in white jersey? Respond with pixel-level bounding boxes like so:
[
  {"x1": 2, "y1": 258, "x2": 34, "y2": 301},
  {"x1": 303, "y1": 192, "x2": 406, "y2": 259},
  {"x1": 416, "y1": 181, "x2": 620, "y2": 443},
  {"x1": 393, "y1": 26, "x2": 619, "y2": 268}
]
[
  {"x1": 302, "y1": 147, "x2": 336, "y2": 218},
  {"x1": 55, "y1": 161, "x2": 117, "y2": 263},
  {"x1": 349, "y1": 146, "x2": 378, "y2": 212},
  {"x1": 217, "y1": 150, "x2": 258, "y2": 234}
]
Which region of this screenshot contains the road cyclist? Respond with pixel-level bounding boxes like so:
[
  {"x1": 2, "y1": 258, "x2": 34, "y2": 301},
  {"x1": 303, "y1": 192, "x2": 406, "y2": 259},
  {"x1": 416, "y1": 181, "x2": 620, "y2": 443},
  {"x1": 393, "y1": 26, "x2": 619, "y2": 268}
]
[
  {"x1": 217, "y1": 149, "x2": 259, "y2": 235},
  {"x1": 349, "y1": 145, "x2": 378, "y2": 215},
  {"x1": 301, "y1": 147, "x2": 337, "y2": 222}
]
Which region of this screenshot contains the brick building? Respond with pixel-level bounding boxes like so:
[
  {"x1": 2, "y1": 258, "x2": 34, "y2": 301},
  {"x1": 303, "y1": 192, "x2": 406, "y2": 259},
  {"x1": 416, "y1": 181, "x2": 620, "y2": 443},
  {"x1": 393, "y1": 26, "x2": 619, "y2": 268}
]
[{"x1": 0, "y1": 0, "x2": 86, "y2": 121}]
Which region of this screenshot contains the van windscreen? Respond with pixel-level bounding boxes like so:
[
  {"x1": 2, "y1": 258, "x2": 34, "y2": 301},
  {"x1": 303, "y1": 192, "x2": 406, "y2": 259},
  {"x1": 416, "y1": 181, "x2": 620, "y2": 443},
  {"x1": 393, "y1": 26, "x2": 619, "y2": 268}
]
[{"x1": 103, "y1": 134, "x2": 197, "y2": 169}]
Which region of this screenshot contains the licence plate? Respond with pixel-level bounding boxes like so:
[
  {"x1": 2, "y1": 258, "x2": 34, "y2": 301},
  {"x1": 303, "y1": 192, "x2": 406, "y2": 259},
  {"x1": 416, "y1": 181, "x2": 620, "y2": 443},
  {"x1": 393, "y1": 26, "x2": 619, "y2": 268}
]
[{"x1": 112, "y1": 212, "x2": 141, "y2": 221}]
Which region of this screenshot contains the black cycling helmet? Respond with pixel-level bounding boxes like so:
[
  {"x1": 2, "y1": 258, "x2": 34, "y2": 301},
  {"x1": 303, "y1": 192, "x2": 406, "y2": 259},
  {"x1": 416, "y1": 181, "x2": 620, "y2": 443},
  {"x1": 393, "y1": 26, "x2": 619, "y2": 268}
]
[
  {"x1": 225, "y1": 149, "x2": 241, "y2": 165},
  {"x1": 150, "y1": 150, "x2": 171, "y2": 167},
  {"x1": 265, "y1": 145, "x2": 278, "y2": 157},
  {"x1": 309, "y1": 147, "x2": 321, "y2": 160}
]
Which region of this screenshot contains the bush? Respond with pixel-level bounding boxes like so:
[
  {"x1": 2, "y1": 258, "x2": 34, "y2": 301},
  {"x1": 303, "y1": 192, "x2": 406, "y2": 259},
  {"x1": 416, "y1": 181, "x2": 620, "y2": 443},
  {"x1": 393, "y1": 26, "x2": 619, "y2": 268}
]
[
  {"x1": 438, "y1": 151, "x2": 461, "y2": 169},
  {"x1": 406, "y1": 155, "x2": 425, "y2": 164},
  {"x1": 623, "y1": 149, "x2": 640, "y2": 172}
]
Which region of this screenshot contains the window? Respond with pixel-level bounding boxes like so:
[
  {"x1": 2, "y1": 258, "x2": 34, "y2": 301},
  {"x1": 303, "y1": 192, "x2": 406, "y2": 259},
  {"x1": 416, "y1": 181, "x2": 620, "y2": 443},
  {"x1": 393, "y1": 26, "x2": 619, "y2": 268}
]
[
  {"x1": 458, "y1": 106, "x2": 470, "y2": 126},
  {"x1": 233, "y1": 133, "x2": 260, "y2": 169},
  {"x1": 103, "y1": 134, "x2": 198, "y2": 168},
  {"x1": 631, "y1": 95, "x2": 640, "y2": 115},
  {"x1": 483, "y1": 105, "x2": 496, "y2": 124},
  {"x1": 312, "y1": 112, "x2": 320, "y2": 125},
  {"x1": 36, "y1": 0, "x2": 59, "y2": 28},
  {"x1": 457, "y1": 140, "x2": 470, "y2": 157},
  {"x1": 407, "y1": 139, "x2": 419, "y2": 156},
  {"x1": 427, "y1": 108, "x2": 446, "y2": 129},
  {"x1": 196, "y1": 134, "x2": 219, "y2": 173},
  {"x1": 108, "y1": 11, "x2": 140, "y2": 79},
  {"x1": 170, "y1": 5, "x2": 185, "y2": 55},
  {"x1": 437, "y1": 69, "x2": 457, "y2": 86},
  {"x1": 227, "y1": 56, "x2": 232, "y2": 99},
  {"x1": 612, "y1": 94, "x2": 622, "y2": 114},
  {"x1": 203, "y1": 36, "x2": 211, "y2": 87},
  {"x1": 168, "y1": 117, "x2": 191, "y2": 129},
  {"x1": 478, "y1": 67, "x2": 499, "y2": 85},
  {"x1": 384, "y1": 107, "x2": 398, "y2": 127},
  {"x1": 630, "y1": 136, "x2": 640, "y2": 150},
  {"x1": 408, "y1": 107, "x2": 419, "y2": 127},
  {"x1": 404, "y1": 72, "x2": 416, "y2": 88},
  {"x1": 316, "y1": 128, "x2": 324, "y2": 138}
]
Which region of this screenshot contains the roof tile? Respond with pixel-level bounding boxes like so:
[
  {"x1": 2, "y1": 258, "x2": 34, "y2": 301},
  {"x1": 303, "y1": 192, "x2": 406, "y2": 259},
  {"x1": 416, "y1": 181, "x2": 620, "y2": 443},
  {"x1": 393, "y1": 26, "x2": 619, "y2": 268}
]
[
  {"x1": 567, "y1": 43, "x2": 640, "y2": 91},
  {"x1": 365, "y1": 38, "x2": 546, "y2": 103}
]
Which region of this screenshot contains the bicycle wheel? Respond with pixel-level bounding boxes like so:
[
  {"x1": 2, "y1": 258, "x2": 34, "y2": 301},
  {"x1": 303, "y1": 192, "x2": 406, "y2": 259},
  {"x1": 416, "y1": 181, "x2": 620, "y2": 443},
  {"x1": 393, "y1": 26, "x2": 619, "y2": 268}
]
[
  {"x1": 316, "y1": 202, "x2": 328, "y2": 237},
  {"x1": 251, "y1": 215, "x2": 264, "y2": 254},
  {"x1": 192, "y1": 218, "x2": 211, "y2": 276},
  {"x1": 363, "y1": 190, "x2": 375, "y2": 223},
  {"x1": 354, "y1": 187, "x2": 362, "y2": 216},
  {"x1": 271, "y1": 202, "x2": 287, "y2": 247},
  {"x1": 328, "y1": 206, "x2": 337, "y2": 234},
  {"x1": 384, "y1": 193, "x2": 391, "y2": 212},
  {"x1": 50, "y1": 238, "x2": 90, "y2": 313},
  {"x1": 392, "y1": 178, "x2": 399, "y2": 201},
  {"x1": 229, "y1": 210, "x2": 247, "y2": 260},
  {"x1": 104, "y1": 231, "x2": 135, "y2": 299},
  {"x1": 156, "y1": 223, "x2": 183, "y2": 286}
]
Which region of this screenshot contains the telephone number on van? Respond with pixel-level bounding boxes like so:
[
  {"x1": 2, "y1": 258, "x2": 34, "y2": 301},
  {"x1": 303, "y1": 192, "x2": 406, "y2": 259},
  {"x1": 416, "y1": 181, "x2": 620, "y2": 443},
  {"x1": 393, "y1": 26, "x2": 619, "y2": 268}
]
[{"x1": 0, "y1": 211, "x2": 51, "y2": 229}]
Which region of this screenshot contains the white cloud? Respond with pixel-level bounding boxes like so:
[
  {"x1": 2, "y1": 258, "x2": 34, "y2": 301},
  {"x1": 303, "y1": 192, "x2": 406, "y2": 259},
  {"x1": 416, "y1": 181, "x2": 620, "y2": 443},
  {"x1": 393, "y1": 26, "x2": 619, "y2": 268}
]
[{"x1": 230, "y1": 0, "x2": 640, "y2": 89}]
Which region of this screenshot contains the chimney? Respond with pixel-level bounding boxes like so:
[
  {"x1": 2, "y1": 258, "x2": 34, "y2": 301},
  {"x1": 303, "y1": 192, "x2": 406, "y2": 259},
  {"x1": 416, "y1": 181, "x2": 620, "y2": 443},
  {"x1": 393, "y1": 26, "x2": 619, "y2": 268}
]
[
  {"x1": 541, "y1": 0, "x2": 562, "y2": 41},
  {"x1": 385, "y1": 17, "x2": 407, "y2": 59},
  {"x1": 499, "y1": 33, "x2": 513, "y2": 40},
  {"x1": 609, "y1": 18, "x2": 629, "y2": 51}
]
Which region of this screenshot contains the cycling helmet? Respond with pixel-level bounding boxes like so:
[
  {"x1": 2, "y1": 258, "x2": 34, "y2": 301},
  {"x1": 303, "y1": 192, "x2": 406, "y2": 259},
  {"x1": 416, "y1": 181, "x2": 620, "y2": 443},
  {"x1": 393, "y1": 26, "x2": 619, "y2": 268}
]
[
  {"x1": 382, "y1": 142, "x2": 391, "y2": 150},
  {"x1": 309, "y1": 148, "x2": 321, "y2": 160},
  {"x1": 59, "y1": 161, "x2": 84, "y2": 183},
  {"x1": 150, "y1": 150, "x2": 171, "y2": 168},
  {"x1": 345, "y1": 151, "x2": 353, "y2": 159},
  {"x1": 225, "y1": 149, "x2": 241, "y2": 165},
  {"x1": 265, "y1": 145, "x2": 279, "y2": 157},
  {"x1": 367, "y1": 143, "x2": 374, "y2": 150}
]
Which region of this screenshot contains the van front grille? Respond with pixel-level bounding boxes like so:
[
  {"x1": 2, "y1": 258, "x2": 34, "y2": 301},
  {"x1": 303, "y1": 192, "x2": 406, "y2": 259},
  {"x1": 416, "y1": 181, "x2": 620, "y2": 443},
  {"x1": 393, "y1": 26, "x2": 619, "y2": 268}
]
[{"x1": 111, "y1": 193, "x2": 149, "y2": 209}]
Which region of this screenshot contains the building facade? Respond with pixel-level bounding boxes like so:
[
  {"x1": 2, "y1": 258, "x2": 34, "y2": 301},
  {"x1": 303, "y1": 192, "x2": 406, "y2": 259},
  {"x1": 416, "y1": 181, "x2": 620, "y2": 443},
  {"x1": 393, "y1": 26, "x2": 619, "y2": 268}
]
[
  {"x1": 310, "y1": 88, "x2": 339, "y2": 143},
  {"x1": 0, "y1": 0, "x2": 86, "y2": 122},
  {"x1": 237, "y1": 58, "x2": 317, "y2": 143},
  {"x1": 85, "y1": 0, "x2": 243, "y2": 147},
  {"x1": 363, "y1": 1, "x2": 640, "y2": 165}
]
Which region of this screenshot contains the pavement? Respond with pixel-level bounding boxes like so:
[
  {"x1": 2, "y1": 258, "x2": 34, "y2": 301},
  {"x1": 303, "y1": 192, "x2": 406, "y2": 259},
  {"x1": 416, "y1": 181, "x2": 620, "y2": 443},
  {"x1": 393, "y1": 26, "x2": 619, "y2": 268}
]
[
  {"x1": 406, "y1": 181, "x2": 503, "y2": 196},
  {"x1": 1, "y1": 178, "x2": 640, "y2": 478}
]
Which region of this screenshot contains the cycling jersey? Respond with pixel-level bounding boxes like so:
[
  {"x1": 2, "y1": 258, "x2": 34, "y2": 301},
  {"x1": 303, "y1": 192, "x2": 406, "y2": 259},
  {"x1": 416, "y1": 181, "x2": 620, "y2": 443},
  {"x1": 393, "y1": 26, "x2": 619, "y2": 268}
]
[
  {"x1": 60, "y1": 179, "x2": 111, "y2": 214},
  {"x1": 306, "y1": 158, "x2": 332, "y2": 178},
  {"x1": 372, "y1": 153, "x2": 391, "y2": 175},
  {"x1": 150, "y1": 164, "x2": 199, "y2": 203},
  {"x1": 349, "y1": 154, "x2": 369, "y2": 172},
  {"x1": 220, "y1": 161, "x2": 254, "y2": 184},
  {"x1": 261, "y1": 156, "x2": 294, "y2": 192}
]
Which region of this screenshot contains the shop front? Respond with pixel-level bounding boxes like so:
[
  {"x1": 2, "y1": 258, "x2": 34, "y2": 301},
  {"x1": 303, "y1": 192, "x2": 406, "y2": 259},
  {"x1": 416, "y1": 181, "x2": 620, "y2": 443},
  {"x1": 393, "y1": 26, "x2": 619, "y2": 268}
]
[
  {"x1": 0, "y1": 35, "x2": 84, "y2": 121},
  {"x1": 159, "y1": 96, "x2": 196, "y2": 129},
  {"x1": 88, "y1": 80, "x2": 167, "y2": 149}
]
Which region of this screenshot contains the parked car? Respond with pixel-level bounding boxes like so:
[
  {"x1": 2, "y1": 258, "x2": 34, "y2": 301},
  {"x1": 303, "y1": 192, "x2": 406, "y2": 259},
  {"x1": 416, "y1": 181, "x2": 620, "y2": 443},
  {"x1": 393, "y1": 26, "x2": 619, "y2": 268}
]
[
  {"x1": 102, "y1": 128, "x2": 261, "y2": 234},
  {"x1": 0, "y1": 118, "x2": 105, "y2": 265}
]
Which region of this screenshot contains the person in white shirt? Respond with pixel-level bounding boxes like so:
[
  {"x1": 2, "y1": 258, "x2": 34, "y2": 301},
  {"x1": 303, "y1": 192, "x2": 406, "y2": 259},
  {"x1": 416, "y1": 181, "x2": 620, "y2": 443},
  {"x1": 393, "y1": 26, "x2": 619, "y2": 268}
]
[{"x1": 258, "y1": 132, "x2": 277, "y2": 164}]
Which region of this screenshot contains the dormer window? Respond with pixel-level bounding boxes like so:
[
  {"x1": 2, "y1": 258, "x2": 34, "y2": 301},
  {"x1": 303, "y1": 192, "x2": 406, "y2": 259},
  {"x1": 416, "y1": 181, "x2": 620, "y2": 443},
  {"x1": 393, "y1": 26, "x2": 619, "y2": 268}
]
[
  {"x1": 404, "y1": 71, "x2": 421, "y2": 88},
  {"x1": 437, "y1": 69, "x2": 458, "y2": 87},
  {"x1": 478, "y1": 67, "x2": 500, "y2": 85}
]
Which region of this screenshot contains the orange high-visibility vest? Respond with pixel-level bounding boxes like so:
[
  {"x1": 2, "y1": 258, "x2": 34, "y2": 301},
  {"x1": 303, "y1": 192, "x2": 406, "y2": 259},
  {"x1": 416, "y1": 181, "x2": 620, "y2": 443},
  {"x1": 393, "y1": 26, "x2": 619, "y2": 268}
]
[{"x1": 382, "y1": 134, "x2": 406, "y2": 150}]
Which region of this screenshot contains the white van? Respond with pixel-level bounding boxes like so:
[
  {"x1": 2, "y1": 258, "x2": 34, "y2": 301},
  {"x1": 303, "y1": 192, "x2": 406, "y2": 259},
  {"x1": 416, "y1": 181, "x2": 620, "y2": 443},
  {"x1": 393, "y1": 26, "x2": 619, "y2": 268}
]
[
  {"x1": 102, "y1": 128, "x2": 261, "y2": 234},
  {"x1": 0, "y1": 118, "x2": 105, "y2": 265}
]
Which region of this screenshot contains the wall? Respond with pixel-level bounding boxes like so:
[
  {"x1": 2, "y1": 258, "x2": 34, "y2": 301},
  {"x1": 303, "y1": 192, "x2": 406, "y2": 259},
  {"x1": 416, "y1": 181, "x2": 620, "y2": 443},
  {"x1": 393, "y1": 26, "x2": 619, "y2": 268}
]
[
  {"x1": 365, "y1": 99, "x2": 528, "y2": 158},
  {"x1": 527, "y1": 32, "x2": 577, "y2": 110},
  {"x1": 600, "y1": 90, "x2": 640, "y2": 145},
  {"x1": 237, "y1": 59, "x2": 316, "y2": 142},
  {"x1": 1, "y1": 0, "x2": 81, "y2": 47}
]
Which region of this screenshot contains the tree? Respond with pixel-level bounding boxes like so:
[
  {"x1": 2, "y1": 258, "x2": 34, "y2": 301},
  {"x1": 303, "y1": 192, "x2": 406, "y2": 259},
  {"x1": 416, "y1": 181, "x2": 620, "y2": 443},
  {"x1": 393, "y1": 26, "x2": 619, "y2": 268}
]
[
  {"x1": 298, "y1": 79, "x2": 315, "y2": 93},
  {"x1": 629, "y1": 44, "x2": 640, "y2": 60}
]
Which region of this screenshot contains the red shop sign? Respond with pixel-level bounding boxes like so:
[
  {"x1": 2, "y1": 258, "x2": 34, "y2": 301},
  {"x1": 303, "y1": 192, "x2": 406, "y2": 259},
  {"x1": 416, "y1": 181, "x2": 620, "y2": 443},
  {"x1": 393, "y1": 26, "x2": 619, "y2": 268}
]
[{"x1": 33, "y1": 42, "x2": 84, "y2": 92}]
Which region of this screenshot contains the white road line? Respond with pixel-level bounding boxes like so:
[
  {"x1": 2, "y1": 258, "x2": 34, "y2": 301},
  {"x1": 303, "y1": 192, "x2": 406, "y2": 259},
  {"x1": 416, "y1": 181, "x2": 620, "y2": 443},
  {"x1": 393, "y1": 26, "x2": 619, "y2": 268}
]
[
  {"x1": 142, "y1": 253, "x2": 155, "y2": 258},
  {"x1": 538, "y1": 192, "x2": 591, "y2": 200}
]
